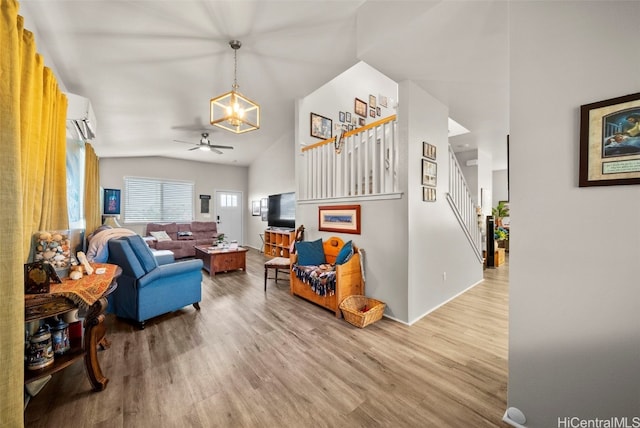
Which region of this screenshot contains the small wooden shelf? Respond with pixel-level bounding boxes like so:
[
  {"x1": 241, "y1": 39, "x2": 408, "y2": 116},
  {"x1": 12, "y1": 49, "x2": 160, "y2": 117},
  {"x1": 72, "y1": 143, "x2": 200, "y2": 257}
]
[
  {"x1": 24, "y1": 342, "x2": 84, "y2": 384},
  {"x1": 263, "y1": 229, "x2": 295, "y2": 258}
]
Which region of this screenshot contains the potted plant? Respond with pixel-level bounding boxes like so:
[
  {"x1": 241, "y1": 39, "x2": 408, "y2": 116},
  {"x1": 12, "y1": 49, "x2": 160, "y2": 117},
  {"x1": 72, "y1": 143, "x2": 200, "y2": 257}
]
[{"x1": 492, "y1": 201, "x2": 509, "y2": 227}]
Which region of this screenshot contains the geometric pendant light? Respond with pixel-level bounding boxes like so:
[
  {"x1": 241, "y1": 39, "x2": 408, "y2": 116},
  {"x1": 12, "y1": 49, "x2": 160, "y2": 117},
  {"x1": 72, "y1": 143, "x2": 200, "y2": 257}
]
[{"x1": 210, "y1": 40, "x2": 260, "y2": 133}]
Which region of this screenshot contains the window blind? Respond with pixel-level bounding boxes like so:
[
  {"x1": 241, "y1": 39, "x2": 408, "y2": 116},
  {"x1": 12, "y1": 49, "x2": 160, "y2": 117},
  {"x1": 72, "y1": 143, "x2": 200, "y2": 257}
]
[{"x1": 124, "y1": 177, "x2": 194, "y2": 223}]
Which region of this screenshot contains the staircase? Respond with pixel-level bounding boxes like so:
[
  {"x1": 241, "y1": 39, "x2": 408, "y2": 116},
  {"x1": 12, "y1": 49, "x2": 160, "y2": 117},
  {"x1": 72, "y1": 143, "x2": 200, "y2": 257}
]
[{"x1": 446, "y1": 146, "x2": 484, "y2": 262}]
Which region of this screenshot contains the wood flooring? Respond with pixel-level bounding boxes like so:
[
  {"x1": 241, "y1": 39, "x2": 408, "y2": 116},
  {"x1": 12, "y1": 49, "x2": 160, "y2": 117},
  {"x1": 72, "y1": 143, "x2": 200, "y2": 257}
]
[{"x1": 25, "y1": 250, "x2": 510, "y2": 428}]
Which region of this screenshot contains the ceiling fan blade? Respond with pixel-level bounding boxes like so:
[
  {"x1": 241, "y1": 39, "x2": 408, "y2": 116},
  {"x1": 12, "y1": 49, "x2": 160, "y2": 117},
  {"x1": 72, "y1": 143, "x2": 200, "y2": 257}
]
[
  {"x1": 174, "y1": 139, "x2": 196, "y2": 145},
  {"x1": 188, "y1": 146, "x2": 200, "y2": 151},
  {"x1": 210, "y1": 145, "x2": 234, "y2": 150},
  {"x1": 211, "y1": 148, "x2": 223, "y2": 155}
]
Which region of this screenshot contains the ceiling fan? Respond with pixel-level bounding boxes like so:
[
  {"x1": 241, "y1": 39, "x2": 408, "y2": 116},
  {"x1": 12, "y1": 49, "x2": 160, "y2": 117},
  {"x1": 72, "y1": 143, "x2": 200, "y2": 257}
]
[{"x1": 173, "y1": 132, "x2": 233, "y2": 154}]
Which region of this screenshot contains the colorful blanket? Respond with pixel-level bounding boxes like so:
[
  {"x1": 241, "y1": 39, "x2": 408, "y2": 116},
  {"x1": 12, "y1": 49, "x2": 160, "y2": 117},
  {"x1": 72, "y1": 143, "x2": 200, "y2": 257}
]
[
  {"x1": 292, "y1": 263, "x2": 336, "y2": 296},
  {"x1": 49, "y1": 263, "x2": 119, "y2": 308}
]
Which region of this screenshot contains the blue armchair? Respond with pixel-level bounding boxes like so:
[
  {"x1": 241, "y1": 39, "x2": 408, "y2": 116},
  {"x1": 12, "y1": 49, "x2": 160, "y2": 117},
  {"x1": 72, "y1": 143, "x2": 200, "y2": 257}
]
[{"x1": 107, "y1": 235, "x2": 203, "y2": 329}]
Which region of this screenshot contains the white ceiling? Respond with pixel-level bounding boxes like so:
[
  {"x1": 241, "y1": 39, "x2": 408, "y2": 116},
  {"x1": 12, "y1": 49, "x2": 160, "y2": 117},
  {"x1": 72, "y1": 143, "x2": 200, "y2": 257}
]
[{"x1": 21, "y1": 0, "x2": 509, "y2": 170}]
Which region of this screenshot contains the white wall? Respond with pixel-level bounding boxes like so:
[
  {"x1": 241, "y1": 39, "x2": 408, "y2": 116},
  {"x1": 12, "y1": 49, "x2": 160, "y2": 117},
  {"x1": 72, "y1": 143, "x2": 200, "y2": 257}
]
[
  {"x1": 401, "y1": 81, "x2": 484, "y2": 323},
  {"x1": 509, "y1": 2, "x2": 640, "y2": 426},
  {"x1": 246, "y1": 131, "x2": 296, "y2": 251},
  {"x1": 492, "y1": 169, "x2": 508, "y2": 204},
  {"x1": 455, "y1": 149, "x2": 479, "y2": 204},
  {"x1": 100, "y1": 157, "x2": 248, "y2": 240}
]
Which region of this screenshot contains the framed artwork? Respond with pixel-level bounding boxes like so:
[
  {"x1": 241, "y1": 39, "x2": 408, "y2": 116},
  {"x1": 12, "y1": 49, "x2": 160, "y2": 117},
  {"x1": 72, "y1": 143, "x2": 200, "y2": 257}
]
[
  {"x1": 354, "y1": 98, "x2": 367, "y2": 118},
  {"x1": 310, "y1": 112, "x2": 332, "y2": 140},
  {"x1": 199, "y1": 194, "x2": 211, "y2": 213},
  {"x1": 103, "y1": 188, "x2": 121, "y2": 215},
  {"x1": 369, "y1": 109, "x2": 375, "y2": 118},
  {"x1": 423, "y1": 187, "x2": 436, "y2": 202},
  {"x1": 339, "y1": 111, "x2": 345, "y2": 123},
  {"x1": 376, "y1": 106, "x2": 381, "y2": 116},
  {"x1": 348, "y1": 124, "x2": 354, "y2": 131},
  {"x1": 251, "y1": 200, "x2": 260, "y2": 216},
  {"x1": 318, "y1": 205, "x2": 361, "y2": 234},
  {"x1": 579, "y1": 92, "x2": 640, "y2": 187},
  {"x1": 379, "y1": 95, "x2": 388, "y2": 108},
  {"x1": 260, "y1": 198, "x2": 268, "y2": 221},
  {"x1": 422, "y1": 159, "x2": 437, "y2": 187},
  {"x1": 423, "y1": 141, "x2": 436, "y2": 160},
  {"x1": 358, "y1": 117, "x2": 365, "y2": 126},
  {"x1": 341, "y1": 124, "x2": 348, "y2": 132},
  {"x1": 345, "y1": 112, "x2": 351, "y2": 122},
  {"x1": 369, "y1": 95, "x2": 377, "y2": 109}
]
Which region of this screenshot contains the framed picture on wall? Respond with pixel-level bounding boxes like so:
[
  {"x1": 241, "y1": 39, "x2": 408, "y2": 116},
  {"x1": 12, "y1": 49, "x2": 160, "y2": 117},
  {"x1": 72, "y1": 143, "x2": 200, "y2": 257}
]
[
  {"x1": 422, "y1": 159, "x2": 437, "y2": 187},
  {"x1": 310, "y1": 112, "x2": 332, "y2": 140},
  {"x1": 354, "y1": 98, "x2": 367, "y2": 118},
  {"x1": 103, "y1": 188, "x2": 121, "y2": 215},
  {"x1": 251, "y1": 200, "x2": 260, "y2": 216},
  {"x1": 423, "y1": 187, "x2": 436, "y2": 202},
  {"x1": 423, "y1": 141, "x2": 437, "y2": 160},
  {"x1": 579, "y1": 91, "x2": 640, "y2": 187},
  {"x1": 318, "y1": 205, "x2": 361, "y2": 234}
]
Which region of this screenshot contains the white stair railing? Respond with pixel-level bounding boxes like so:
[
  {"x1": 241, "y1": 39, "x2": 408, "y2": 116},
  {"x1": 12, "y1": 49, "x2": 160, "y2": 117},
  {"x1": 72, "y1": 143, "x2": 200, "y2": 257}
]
[
  {"x1": 446, "y1": 146, "x2": 483, "y2": 262},
  {"x1": 300, "y1": 115, "x2": 398, "y2": 200}
]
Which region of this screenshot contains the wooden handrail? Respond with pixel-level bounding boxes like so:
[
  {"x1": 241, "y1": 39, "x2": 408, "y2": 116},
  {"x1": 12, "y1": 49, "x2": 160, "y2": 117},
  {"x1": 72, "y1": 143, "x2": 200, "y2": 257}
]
[{"x1": 301, "y1": 115, "x2": 397, "y2": 153}]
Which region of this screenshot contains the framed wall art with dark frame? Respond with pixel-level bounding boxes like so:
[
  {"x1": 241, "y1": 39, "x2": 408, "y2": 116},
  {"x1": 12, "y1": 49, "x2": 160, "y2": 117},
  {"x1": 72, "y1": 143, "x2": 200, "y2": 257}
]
[
  {"x1": 423, "y1": 141, "x2": 436, "y2": 160},
  {"x1": 422, "y1": 159, "x2": 437, "y2": 187},
  {"x1": 318, "y1": 205, "x2": 361, "y2": 234},
  {"x1": 423, "y1": 187, "x2": 436, "y2": 202},
  {"x1": 579, "y1": 92, "x2": 640, "y2": 187},
  {"x1": 310, "y1": 112, "x2": 332, "y2": 140},
  {"x1": 354, "y1": 98, "x2": 367, "y2": 118},
  {"x1": 103, "y1": 188, "x2": 121, "y2": 215}
]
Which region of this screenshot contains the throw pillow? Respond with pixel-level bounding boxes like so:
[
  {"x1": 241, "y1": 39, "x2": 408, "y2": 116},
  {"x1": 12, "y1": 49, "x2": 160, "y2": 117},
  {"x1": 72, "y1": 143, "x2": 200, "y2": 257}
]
[
  {"x1": 149, "y1": 230, "x2": 171, "y2": 242},
  {"x1": 335, "y1": 240, "x2": 353, "y2": 265},
  {"x1": 296, "y1": 239, "x2": 326, "y2": 266},
  {"x1": 177, "y1": 231, "x2": 193, "y2": 240}
]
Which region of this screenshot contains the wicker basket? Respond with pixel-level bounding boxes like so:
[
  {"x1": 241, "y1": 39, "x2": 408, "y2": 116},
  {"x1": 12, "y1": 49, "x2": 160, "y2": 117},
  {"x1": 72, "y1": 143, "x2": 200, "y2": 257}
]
[{"x1": 339, "y1": 295, "x2": 385, "y2": 328}]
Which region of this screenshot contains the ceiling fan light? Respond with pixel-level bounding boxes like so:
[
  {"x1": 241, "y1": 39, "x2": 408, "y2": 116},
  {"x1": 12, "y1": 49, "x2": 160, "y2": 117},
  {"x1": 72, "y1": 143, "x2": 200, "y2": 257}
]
[
  {"x1": 209, "y1": 40, "x2": 260, "y2": 134},
  {"x1": 199, "y1": 145, "x2": 210, "y2": 151}
]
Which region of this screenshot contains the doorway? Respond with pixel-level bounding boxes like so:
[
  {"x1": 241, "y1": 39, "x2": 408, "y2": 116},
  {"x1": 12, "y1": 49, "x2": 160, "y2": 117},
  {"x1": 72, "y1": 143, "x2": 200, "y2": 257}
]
[{"x1": 214, "y1": 190, "x2": 243, "y2": 244}]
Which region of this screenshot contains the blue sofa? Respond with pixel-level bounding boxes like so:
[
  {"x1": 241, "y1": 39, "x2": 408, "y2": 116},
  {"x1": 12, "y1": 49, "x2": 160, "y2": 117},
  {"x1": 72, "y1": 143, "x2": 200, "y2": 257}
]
[{"x1": 107, "y1": 235, "x2": 203, "y2": 329}]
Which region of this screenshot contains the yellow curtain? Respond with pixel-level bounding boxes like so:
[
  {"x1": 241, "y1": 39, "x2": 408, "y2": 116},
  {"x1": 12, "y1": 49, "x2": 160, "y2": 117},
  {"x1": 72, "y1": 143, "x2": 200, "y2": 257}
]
[
  {"x1": 1, "y1": 0, "x2": 26, "y2": 425},
  {"x1": 1, "y1": 0, "x2": 69, "y2": 424},
  {"x1": 84, "y1": 143, "x2": 101, "y2": 236}
]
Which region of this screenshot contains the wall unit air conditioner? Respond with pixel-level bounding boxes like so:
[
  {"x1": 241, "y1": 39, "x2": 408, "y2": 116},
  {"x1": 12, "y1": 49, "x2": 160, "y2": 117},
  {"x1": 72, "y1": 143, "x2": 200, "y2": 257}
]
[{"x1": 66, "y1": 92, "x2": 96, "y2": 140}]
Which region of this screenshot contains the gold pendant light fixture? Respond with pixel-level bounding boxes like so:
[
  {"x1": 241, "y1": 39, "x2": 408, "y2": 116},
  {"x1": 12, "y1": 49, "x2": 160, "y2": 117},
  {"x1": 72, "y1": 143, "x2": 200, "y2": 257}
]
[{"x1": 210, "y1": 40, "x2": 260, "y2": 134}]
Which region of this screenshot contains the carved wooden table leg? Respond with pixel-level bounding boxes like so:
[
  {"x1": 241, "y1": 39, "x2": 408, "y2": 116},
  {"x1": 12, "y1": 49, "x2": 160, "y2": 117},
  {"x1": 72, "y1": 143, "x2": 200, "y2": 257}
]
[{"x1": 83, "y1": 296, "x2": 109, "y2": 391}]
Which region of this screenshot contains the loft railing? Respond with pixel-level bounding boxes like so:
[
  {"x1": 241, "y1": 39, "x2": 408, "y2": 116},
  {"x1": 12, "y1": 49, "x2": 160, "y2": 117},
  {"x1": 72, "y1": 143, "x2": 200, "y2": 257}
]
[
  {"x1": 299, "y1": 115, "x2": 398, "y2": 201},
  {"x1": 446, "y1": 146, "x2": 483, "y2": 262}
]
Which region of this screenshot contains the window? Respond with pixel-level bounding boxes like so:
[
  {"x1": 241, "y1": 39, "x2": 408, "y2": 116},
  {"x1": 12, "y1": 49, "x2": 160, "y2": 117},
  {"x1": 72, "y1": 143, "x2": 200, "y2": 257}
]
[
  {"x1": 124, "y1": 177, "x2": 194, "y2": 223},
  {"x1": 219, "y1": 193, "x2": 238, "y2": 208}
]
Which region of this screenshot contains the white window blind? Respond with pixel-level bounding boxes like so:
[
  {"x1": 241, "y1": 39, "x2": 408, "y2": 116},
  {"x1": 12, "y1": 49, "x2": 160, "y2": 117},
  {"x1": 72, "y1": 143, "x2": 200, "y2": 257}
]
[{"x1": 124, "y1": 177, "x2": 194, "y2": 223}]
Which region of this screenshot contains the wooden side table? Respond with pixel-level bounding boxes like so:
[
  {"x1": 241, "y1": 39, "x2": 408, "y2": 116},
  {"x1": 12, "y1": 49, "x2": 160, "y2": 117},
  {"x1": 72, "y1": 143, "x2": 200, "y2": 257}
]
[{"x1": 24, "y1": 264, "x2": 121, "y2": 391}]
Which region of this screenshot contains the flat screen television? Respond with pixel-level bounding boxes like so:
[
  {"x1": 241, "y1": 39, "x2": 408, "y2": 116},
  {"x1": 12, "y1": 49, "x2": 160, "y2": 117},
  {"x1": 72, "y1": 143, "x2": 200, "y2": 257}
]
[{"x1": 267, "y1": 192, "x2": 295, "y2": 229}]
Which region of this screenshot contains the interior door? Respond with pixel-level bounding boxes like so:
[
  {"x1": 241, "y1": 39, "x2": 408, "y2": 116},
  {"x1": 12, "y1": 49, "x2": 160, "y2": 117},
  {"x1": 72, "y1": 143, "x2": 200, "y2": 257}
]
[{"x1": 214, "y1": 190, "x2": 243, "y2": 244}]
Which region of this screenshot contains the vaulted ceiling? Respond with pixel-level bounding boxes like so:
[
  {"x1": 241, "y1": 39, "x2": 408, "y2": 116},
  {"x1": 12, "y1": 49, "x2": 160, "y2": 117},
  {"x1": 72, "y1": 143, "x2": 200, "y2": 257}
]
[{"x1": 21, "y1": 0, "x2": 509, "y2": 169}]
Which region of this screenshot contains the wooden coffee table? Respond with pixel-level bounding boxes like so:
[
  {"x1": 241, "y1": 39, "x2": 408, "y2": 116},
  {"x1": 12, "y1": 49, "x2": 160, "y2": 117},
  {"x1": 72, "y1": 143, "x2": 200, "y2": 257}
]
[{"x1": 194, "y1": 245, "x2": 248, "y2": 275}]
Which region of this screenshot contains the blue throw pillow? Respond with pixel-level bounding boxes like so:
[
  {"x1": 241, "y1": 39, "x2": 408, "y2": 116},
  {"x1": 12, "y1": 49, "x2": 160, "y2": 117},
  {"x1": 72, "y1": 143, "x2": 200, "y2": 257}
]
[
  {"x1": 335, "y1": 240, "x2": 353, "y2": 265},
  {"x1": 296, "y1": 239, "x2": 326, "y2": 266}
]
